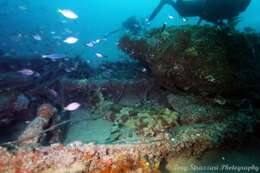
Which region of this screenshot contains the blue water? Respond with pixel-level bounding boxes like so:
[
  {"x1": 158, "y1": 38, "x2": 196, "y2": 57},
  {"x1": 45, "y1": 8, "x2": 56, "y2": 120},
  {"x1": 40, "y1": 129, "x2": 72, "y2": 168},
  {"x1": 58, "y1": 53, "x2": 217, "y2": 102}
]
[
  {"x1": 0, "y1": 1, "x2": 260, "y2": 171},
  {"x1": 0, "y1": 0, "x2": 259, "y2": 66}
]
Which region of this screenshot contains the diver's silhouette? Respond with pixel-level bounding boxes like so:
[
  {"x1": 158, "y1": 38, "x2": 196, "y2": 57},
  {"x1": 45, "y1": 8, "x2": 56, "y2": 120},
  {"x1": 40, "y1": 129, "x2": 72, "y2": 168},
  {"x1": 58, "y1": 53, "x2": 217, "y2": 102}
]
[{"x1": 149, "y1": 0, "x2": 251, "y2": 25}]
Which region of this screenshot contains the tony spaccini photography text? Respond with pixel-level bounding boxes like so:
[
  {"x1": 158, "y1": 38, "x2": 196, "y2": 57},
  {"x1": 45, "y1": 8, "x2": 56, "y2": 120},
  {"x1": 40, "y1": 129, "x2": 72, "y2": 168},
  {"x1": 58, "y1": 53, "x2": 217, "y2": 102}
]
[{"x1": 173, "y1": 164, "x2": 260, "y2": 172}]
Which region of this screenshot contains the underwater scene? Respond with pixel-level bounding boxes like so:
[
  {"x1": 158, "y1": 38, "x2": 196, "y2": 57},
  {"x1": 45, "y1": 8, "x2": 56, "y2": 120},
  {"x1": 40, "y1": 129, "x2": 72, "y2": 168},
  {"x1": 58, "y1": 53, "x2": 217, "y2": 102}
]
[{"x1": 0, "y1": 0, "x2": 260, "y2": 172}]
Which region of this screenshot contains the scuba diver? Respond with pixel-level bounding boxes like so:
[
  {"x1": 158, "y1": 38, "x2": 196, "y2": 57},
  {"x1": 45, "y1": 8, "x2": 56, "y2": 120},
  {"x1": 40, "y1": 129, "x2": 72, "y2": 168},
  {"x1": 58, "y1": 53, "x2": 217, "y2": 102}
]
[
  {"x1": 149, "y1": 0, "x2": 251, "y2": 25},
  {"x1": 104, "y1": 16, "x2": 144, "y2": 38}
]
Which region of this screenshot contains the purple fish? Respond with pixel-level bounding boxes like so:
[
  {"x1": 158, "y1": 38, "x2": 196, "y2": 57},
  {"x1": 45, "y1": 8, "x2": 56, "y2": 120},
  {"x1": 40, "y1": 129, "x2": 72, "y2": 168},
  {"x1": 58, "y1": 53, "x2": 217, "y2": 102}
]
[
  {"x1": 18, "y1": 69, "x2": 34, "y2": 76},
  {"x1": 49, "y1": 89, "x2": 58, "y2": 98}
]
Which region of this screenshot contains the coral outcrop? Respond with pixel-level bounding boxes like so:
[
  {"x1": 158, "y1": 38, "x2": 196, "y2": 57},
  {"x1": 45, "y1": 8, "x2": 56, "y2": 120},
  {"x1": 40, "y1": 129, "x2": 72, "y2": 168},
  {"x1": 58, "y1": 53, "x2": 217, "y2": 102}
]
[
  {"x1": 18, "y1": 104, "x2": 57, "y2": 147},
  {"x1": 0, "y1": 134, "x2": 171, "y2": 173},
  {"x1": 95, "y1": 91, "x2": 259, "y2": 160},
  {"x1": 114, "y1": 106, "x2": 178, "y2": 137},
  {"x1": 119, "y1": 25, "x2": 260, "y2": 100}
]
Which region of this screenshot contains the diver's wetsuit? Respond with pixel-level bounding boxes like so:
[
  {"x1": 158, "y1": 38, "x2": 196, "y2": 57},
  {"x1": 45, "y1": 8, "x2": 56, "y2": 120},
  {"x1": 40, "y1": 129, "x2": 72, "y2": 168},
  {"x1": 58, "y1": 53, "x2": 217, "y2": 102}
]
[
  {"x1": 201, "y1": 0, "x2": 251, "y2": 23},
  {"x1": 149, "y1": 0, "x2": 208, "y2": 21},
  {"x1": 149, "y1": 0, "x2": 251, "y2": 24}
]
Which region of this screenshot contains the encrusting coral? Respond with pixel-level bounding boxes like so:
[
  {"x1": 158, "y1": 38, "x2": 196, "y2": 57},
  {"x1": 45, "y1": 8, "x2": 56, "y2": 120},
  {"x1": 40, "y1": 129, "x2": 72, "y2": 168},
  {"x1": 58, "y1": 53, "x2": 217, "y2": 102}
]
[
  {"x1": 119, "y1": 25, "x2": 260, "y2": 100},
  {"x1": 0, "y1": 134, "x2": 172, "y2": 173},
  {"x1": 37, "y1": 103, "x2": 57, "y2": 119},
  {"x1": 114, "y1": 105, "x2": 178, "y2": 137},
  {"x1": 18, "y1": 104, "x2": 57, "y2": 147},
  {"x1": 96, "y1": 92, "x2": 258, "y2": 159}
]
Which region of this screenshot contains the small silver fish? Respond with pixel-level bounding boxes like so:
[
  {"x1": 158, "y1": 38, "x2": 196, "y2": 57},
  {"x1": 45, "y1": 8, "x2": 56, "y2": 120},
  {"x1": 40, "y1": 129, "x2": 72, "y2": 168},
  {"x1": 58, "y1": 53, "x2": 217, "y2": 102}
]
[
  {"x1": 168, "y1": 15, "x2": 174, "y2": 20},
  {"x1": 96, "y1": 53, "x2": 104, "y2": 58},
  {"x1": 41, "y1": 53, "x2": 66, "y2": 60},
  {"x1": 64, "y1": 102, "x2": 80, "y2": 111},
  {"x1": 64, "y1": 37, "x2": 78, "y2": 44},
  {"x1": 86, "y1": 42, "x2": 95, "y2": 48},
  {"x1": 94, "y1": 39, "x2": 101, "y2": 44},
  {"x1": 58, "y1": 9, "x2": 78, "y2": 19},
  {"x1": 33, "y1": 34, "x2": 42, "y2": 41},
  {"x1": 142, "y1": 68, "x2": 147, "y2": 72}
]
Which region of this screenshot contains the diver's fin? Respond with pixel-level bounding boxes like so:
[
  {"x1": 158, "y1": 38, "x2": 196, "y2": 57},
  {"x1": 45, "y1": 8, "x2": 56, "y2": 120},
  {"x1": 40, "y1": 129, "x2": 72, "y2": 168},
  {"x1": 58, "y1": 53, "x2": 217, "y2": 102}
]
[
  {"x1": 149, "y1": 0, "x2": 177, "y2": 21},
  {"x1": 161, "y1": 23, "x2": 167, "y2": 32},
  {"x1": 240, "y1": 0, "x2": 251, "y2": 12},
  {"x1": 197, "y1": 18, "x2": 203, "y2": 25}
]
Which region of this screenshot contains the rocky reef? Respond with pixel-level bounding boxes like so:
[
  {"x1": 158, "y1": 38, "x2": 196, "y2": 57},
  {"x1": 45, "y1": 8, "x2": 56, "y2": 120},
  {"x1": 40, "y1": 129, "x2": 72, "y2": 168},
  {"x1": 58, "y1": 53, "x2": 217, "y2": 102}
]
[
  {"x1": 119, "y1": 25, "x2": 260, "y2": 101},
  {"x1": 0, "y1": 25, "x2": 260, "y2": 172},
  {"x1": 0, "y1": 56, "x2": 92, "y2": 129},
  {"x1": 100, "y1": 94, "x2": 258, "y2": 157}
]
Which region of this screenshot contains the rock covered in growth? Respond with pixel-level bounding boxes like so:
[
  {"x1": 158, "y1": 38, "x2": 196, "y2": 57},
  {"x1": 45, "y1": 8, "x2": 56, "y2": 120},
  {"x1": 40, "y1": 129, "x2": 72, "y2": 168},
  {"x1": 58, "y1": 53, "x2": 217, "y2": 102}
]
[
  {"x1": 114, "y1": 106, "x2": 179, "y2": 137},
  {"x1": 18, "y1": 104, "x2": 57, "y2": 147},
  {"x1": 102, "y1": 93, "x2": 258, "y2": 158},
  {"x1": 37, "y1": 103, "x2": 57, "y2": 119},
  {"x1": 0, "y1": 93, "x2": 30, "y2": 127},
  {"x1": 119, "y1": 25, "x2": 260, "y2": 99},
  {"x1": 14, "y1": 94, "x2": 30, "y2": 112},
  {"x1": 0, "y1": 93, "x2": 259, "y2": 172},
  {"x1": 0, "y1": 134, "x2": 172, "y2": 173},
  {"x1": 167, "y1": 94, "x2": 233, "y2": 125},
  {"x1": 166, "y1": 94, "x2": 258, "y2": 157}
]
